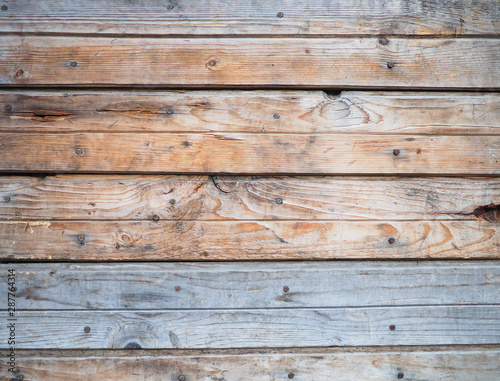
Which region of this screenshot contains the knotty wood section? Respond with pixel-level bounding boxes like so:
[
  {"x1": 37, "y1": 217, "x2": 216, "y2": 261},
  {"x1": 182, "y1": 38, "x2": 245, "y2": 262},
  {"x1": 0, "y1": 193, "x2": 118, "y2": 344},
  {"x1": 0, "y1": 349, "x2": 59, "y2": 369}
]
[
  {"x1": 1, "y1": 0, "x2": 498, "y2": 36},
  {"x1": 2, "y1": 220, "x2": 498, "y2": 260},
  {"x1": 3, "y1": 347, "x2": 499, "y2": 381},
  {"x1": 2, "y1": 91, "x2": 499, "y2": 135},
  {"x1": 1, "y1": 306, "x2": 499, "y2": 348},
  {"x1": 1, "y1": 176, "x2": 499, "y2": 221},
  {"x1": 2, "y1": 37, "x2": 499, "y2": 88},
  {"x1": 8, "y1": 262, "x2": 500, "y2": 310},
  {"x1": 1, "y1": 134, "x2": 499, "y2": 174}
]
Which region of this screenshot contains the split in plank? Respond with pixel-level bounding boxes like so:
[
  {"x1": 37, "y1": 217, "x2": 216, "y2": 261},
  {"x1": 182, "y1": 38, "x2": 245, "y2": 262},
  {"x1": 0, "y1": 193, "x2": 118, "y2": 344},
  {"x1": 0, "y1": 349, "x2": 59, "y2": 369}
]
[
  {"x1": 5, "y1": 261, "x2": 499, "y2": 310},
  {"x1": 1, "y1": 91, "x2": 499, "y2": 135},
  {"x1": 1, "y1": 175, "x2": 499, "y2": 221},
  {"x1": 1, "y1": 133, "x2": 499, "y2": 174},
  {"x1": 1, "y1": 220, "x2": 498, "y2": 260},
  {"x1": 1, "y1": 0, "x2": 498, "y2": 36},
  {"x1": 2, "y1": 37, "x2": 499, "y2": 89},
  {"x1": 1, "y1": 306, "x2": 499, "y2": 349}
]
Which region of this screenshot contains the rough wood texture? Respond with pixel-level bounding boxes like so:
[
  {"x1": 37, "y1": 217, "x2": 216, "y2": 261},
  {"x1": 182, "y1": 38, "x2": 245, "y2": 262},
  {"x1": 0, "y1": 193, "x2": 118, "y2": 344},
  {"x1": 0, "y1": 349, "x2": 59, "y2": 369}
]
[
  {"x1": 1, "y1": 0, "x2": 498, "y2": 36},
  {"x1": 2, "y1": 175, "x2": 499, "y2": 221},
  {"x1": 1, "y1": 133, "x2": 499, "y2": 174},
  {"x1": 2, "y1": 91, "x2": 499, "y2": 135},
  {"x1": 1, "y1": 37, "x2": 499, "y2": 89},
  {"x1": 6, "y1": 262, "x2": 499, "y2": 310},
  {"x1": 1, "y1": 306, "x2": 499, "y2": 349},
  {"x1": 1, "y1": 220, "x2": 498, "y2": 260},
  {"x1": 2, "y1": 347, "x2": 499, "y2": 381}
]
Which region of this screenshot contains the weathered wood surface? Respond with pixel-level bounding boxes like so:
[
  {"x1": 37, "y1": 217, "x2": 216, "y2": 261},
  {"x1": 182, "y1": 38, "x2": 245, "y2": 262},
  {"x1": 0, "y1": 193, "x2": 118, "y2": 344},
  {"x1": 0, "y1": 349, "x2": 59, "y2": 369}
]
[
  {"x1": 2, "y1": 91, "x2": 500, "y2": 135},
  {"x1": 1, "y1": 220, "x2": 498, "y2": 260},
  {"x1": 2, "y1": 347, "x2": 499, "y2": 381},
  {"x1": 1, "y1": 133, "x2": 499, "y2": 174},
  {"x1": 1, "y1": 306, "x2": 499, "y2": 349},
  {"x1": 6, "y1": 262, "x2": 499, "y2": 310},
  {"x1": 1, "y1": 0, "x2": 498, "y2": 36},
  {"x1": 2, "y1": 37, "x2": 499, "y2": 89},
  {"x1": 2, "y1": 175, "x2": 499, "y2": 221}
]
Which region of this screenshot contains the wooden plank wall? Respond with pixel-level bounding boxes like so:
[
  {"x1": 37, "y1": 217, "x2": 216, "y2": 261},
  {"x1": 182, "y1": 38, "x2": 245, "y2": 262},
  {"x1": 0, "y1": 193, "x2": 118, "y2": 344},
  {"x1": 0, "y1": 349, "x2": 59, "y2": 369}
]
[{"x1": 0, "y1": 1, "x2": 499, "y2": 379}]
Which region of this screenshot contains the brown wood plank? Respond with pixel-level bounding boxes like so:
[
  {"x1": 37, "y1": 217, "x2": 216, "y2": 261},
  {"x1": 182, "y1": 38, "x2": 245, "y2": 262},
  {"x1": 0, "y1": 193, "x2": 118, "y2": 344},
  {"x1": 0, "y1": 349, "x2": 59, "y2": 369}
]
[
  {"x1": 1, "y1": 37, "x2": 499, "y2": 89},
  {"x1": 1, "y1": 0, "x2": 498, "y2": 36},
  {"x1": 3, "y1": 347, "x2": 499, "y2": 381},
  {"x1": 2, "y1": 91, "x2": 499, "y2": 135},
  {"x1": 1, "y1": 220, "x2": 498, "y2": 260},
  {"x1": 0, "y1": 133, "x2": 498, "y2": 174},
  {"x1": 1, "y1": 175, "x2": 499, "y2": 221}
]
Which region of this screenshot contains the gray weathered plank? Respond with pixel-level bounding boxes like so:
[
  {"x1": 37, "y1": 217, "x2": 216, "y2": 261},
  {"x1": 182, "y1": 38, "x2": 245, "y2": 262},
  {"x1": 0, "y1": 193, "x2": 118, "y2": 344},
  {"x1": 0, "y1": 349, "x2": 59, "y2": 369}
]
[
  {"x1": 2, "y1": 91, "x2": 499, "y2": 135},
  {"x1": 2, "y1": 347, "x2": 499, "y2": 381},
  {"x1": 5, "y1": 261, "x2": 499, "y2": 310},
  {"x1": 1, "y1": 133, "x2": 499, "y2": 174},
  {"x1": 0, "y1": 0, "x2": 498, "y2": 36},
  {"x1": 2, "y1": 175, "x2": 499, "y2": 221},
  {"x1": 2, "y1": 37, "x2": 499, "y2": 89},
  {"x1": 1, "y1": 306, "x2": 499, "y2": 349},
  {"x1": 1, "y1": 220, "x2": 499, "y2": 260}
]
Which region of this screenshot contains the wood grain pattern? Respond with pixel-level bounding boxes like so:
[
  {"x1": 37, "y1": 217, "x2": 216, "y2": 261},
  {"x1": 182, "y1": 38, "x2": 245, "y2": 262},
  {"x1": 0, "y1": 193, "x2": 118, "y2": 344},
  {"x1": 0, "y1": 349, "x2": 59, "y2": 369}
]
[
  {"x1": 1, "y1": 37, "x2": 499, "y2": 89},
  {"x1": 1, "y1": 0, "x2": 498, "y2": 36},
  {"x1": 1, "y1": 220, "x2": 498, "y2": 260},
  {"x1": 2, "y1": 347, "x2": 499, "y2": 381},
  {"x1": 1, "y1": 133, "x2": 499, "y2": 174},
  {"x1": 2, "y1": 175, "x2": 499, "y2": 221},
  {"x1": 2, "y1": 91, "x2": 499, "y2": 135},
  {"x1": 6, "y1": 261, "x2": 499, "y2": 310},
  {"x1": 1, "y1": 306, "x2": 499, "y2": 349}
]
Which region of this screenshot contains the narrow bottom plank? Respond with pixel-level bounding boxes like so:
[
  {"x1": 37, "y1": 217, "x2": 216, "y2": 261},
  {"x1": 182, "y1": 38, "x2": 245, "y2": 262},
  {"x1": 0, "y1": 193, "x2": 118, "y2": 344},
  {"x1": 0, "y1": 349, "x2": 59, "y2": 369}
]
[
  {"x1": 2, "y1": 347, "x2": 499, "y2": 381},
  {"x1": 2, "y1": 306, "x2": 499, "y2": 349}
]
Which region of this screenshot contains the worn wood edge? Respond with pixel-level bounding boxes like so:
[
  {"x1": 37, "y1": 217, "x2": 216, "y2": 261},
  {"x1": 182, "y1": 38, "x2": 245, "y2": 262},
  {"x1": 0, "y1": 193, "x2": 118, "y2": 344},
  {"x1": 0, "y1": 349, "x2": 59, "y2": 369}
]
[
  {"x1": 1, "y1": 347, "x2": 499, "y2": 381},
  {"x1": 1, "y1": 90, "x2": 499, "y2": 135},
  {"x1": 1, "y1": 37, "x2": 499, "y2": 89},
  {"x1": 1, "y1": 175, "x2": 499, "y2": 221},
  {"x1": 1, "y1": 220, "x2": 499, "y2": 260},
  {"x1": 4, "y1": 261, "x2": 499, "y2": 310}
]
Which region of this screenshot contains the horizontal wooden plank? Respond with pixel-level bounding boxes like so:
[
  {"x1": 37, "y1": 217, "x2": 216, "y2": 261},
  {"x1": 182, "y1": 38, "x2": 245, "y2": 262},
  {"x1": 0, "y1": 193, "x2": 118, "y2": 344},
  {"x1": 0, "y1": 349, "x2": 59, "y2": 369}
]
[
  {"x1": 3, "y1": 347, "x2": 499, "y2": 381},
  {"x1": 1, "y1": 133, "x2": 499, "y2": 174},
  {"x1": 1, "y1": 37, "x2": 499, "y2": 89},
  {"x1": 2, "y1": 175, "x2": 499, "y2": 221},
  {"x1": 1, "y1": 306, "x2": 499, "y2": 348},
  {"x1": 1, "y1": 220, "x2": 498, "y2": 260},
  {"x1": 5, "y1": 261, "x2": 499, "y2": 310},
  {"x1": 1, "y1": 0, "x2": 498, "y2": 36},
  {"x1": 2, "y1": 91, "x2": 499, "y2": 135}
]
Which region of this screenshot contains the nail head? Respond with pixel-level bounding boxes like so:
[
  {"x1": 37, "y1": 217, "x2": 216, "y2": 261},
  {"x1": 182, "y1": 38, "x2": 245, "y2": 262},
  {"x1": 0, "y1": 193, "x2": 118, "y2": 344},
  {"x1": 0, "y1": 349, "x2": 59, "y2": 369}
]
[
  {"x1": 84, "y1": 326, "x2": 90, "y2": 333},
  {"x1": 277, "y1": 12, "x2": 284, "y2": 18},
  {"x1": 69, "y1": 60, "x2": 77, "y2": 67},
  {"x1": 283, "y1": 286, "x2": 289, "y2": 293},
  {"x1": 273, "y1": 113, "x2": 280, "y2": 119},
  {"x1": 276, "y1": 198, "x2": 283, "y2": 205},
  {"x1": 175, "y1": 286, "x2": 181, "y2": 292},
  {"x1": 169, "y1": 198, "x2": 176, "y2": 204},
  {"x1": 1, "y1": 5, "x2": 7, "y2": 11},
  {"x1": 393, "y1": 149, "x2": 400, "y2": 156},
  {"x1": 152, "y1": 215, "x2": 160, "y2": 222},
  {"x1": 387, "y1": 61, "x2": 395, "y2": 69},
  {"x1": 388, "y1": 238, "x2": 396, "y2": 244},
  {"x1": 167, "y1": 4, "x2": 174, "y2": 10},
  {"x1": 397, "y1": 373, "x2": 404, "y2": 379},
  {"x1": 166, "y1": 108, "x2": 174, "y2": 115},
  {"x1": 4, "y1": 196, "x2": 10, "y2": 202},
  {"x1": 4, "y1": 104, "x2": 12, "y2": 111},
  {"x1": 75, "y1": 148, "x2": 83, "y2": 155},
  {"x1": 288, "y1": 372, "x2": 294, "y2": 379},
  {"x1": 379, "y1": 37, "x2": 390, "y2": 45},
  {"x1": 390, "y1": 324, "x2": 396, "y2": 331},
  {"x1": 208, "y1": 59, "x2": 217, "y2": 66},
  {"x1": 77, "y1": 235, "x2": 85, "y2": 242},
  {"x1": 178, "y1": 376, "x2": 185, "y2": 381},
  {"x1": 15, "y1": 69, "x2": 24, "y2": 78}
]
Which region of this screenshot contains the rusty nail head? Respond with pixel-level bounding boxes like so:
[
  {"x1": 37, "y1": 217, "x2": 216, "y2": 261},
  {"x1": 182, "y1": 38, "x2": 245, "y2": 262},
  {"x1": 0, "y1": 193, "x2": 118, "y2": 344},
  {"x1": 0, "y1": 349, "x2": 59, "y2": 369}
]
[
  {"x1": 69, "y1": 60, "x2": 77, "y2": 67},
  {"x1": 379, "y1": 37, "x2": 389, "y2": 45},
  {"x1": 387, "y1": 61, "x2": 395, "y2": 69},
  {"x1": 283, "y1": 286, "x2": 289, "y2": 292},
  {"x1": 4, "y1": 196, "x2": 10, "y2": 202},
  {"x1": 393, "y1": 149, "x2": 400, "y2": 156},
  {"x1": 84, "y1": 326, "x2": 90, "y2": 333},
  {"x1": 178, "y1": 376, "x2": 185, "y2": 381},
  {"x1": 15, "y1": 69, "x2": 24, "y2": 78},
  {"x1": 397, "y1": 373, "x2": 404, "y2": 379},
  {"x1": 1, "y1": 5, "x2": 7, "y2": 11},
  {"x1": 169, "y1": 198, "x2": 176, "y2": 204},
  {"x1": 4, "y1": 104, "x2": 12, "y2": 111},
  {"x1": 390, "y1": 324, "x2": 396, "y2": 331},
  {"x1": 276, "y1": 198, "x2": 283, "y2": 205},
  {"x1": 75, "y1": 148, "x2": 83, "y2": 155},
  {"x1": 78, "y1": 235, "x2": 85, "y2": 242},
  {"x1": 277, "y1": 12, "x2": 284, "y2": 18},
  {"x1": 167, "y1": 4, "x2": 174, "y2": 10},
  {"x1": 388, "y1": 238, "x2": 396, "y2": 244},
  {"x1": 175, "y1": 286, "x2": 181, "y2": 292},
  {"x1": 16, "y1": 375, "x2": 24, "y2": 381},
  {"x1": 288, "y1": 372, "x2": 294, "y2": 379},
  {"x1": 152, "y1": 215, "x2": 160, "y2": 222},
  {"x1": 273, "y1": 113, "x2": 280, "y2": 119},
  {"x1": 166, "y1": 108, "x2": 174, "y2": 115},
  {"x1": 208, "y1": 59, "x2": 217, "y2": 66}
]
